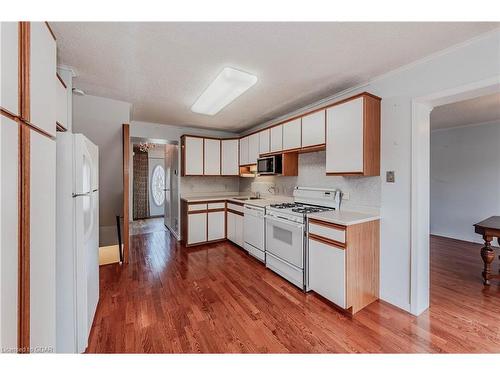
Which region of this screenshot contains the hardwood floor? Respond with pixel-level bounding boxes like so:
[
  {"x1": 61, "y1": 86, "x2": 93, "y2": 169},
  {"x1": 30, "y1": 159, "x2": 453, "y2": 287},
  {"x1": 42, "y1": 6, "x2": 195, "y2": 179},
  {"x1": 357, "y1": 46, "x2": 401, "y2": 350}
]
[{"x1": 86, "y1": 233, "x2": 500, "y2": 353}]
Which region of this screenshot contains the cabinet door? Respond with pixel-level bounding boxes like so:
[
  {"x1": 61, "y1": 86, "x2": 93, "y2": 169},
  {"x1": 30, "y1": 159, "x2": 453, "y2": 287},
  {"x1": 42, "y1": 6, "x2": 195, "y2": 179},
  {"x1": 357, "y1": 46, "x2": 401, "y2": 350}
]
[
  {"x1": 30, "y1": 22, "x2": 56, "y2": 136},
  {"x1": 248, "y1": 133, "x2": 259, "y2": 165},
  {"x1": 56, "y1": 76, "x2": 68, "y2": 130},
  {"x1": 270, "y1": 125, "x2": 283, "y2": 152},
  {"x1": 1, "y1": 22, "x2": 19, "y2": 115},
  {"x1": 30, "y1": 130, "x2": 57, "y2": 348},
  {"x1": 239, "y1": 136, "x2": 249, "y2": 166},
  {"x1": 308, "y1": 238, "x2": 346, "y2": 308},
  {"x1": 0, "y1": 115, "x2": 19, "y2": 348},
  {"x1": 221, "y1": 139, "x2": 239, "y2": 175},
  {"x1": 203, "y1": 138, "x2": 221, "y2": 175},
  {"x1": 302, "y1": 110, "x2": 325, "y2": 147},
  {"x1": 207, "y1": 211, "x2": 225, "y2": 241},
  {"x1": 227, "y1": 212, "x2": 236, "y2": 243},
  {"x1": 188, "y1": 212, "x2": 207, "y2": 244},
  {"x1": 235, "y1": 214, "x2": 244, "y2": 247},
  {"x1": 282, "y1": 118, "x2": 301, "y2": 150},
  {"x1": 326, "y1": 97, "x2": 364, "y2": 173},
  {"x1": 259, "y1": 129, "x2": 270, "y2": 155},
  {"x1": 184, "y1": 136, "x2": 203, "y2": 175}
]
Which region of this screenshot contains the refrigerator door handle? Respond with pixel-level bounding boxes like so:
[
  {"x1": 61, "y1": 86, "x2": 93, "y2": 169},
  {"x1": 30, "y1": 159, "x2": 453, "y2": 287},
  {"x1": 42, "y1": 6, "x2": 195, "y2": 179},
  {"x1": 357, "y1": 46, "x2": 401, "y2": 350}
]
[
  {"x1": 92, "y1": 189, "x2": 98, "y2": 192},
  {"x1": 72, "y1": 191, "x2": 92, "y2": 198}
]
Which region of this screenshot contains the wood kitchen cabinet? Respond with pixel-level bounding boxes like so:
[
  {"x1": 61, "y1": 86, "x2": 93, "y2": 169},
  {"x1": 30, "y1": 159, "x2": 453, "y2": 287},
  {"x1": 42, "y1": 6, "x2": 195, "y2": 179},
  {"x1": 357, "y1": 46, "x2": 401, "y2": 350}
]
[
  {"x1": 258, "y1": 129, "x2": 270, "y2": 155},
  {"x1": 30, "y1": 22, "x2": 57, "y2": 137},
  {"x1": 204, "y1": 138, "x2": 221, "y2": 175},
  {"x1": 181, "y1": 135, "x2": 204, "y2": 176},
  {"x1": 239, "y1": 136, "x2": 249, "y2": 166},
  {"x1": 248, "y1": 132, "x2": 260, "y2": 165},
  {"x1": 56, "y1": 74, "x2": 68, "y2": 131},
  {"x1": 221, "y1": 139, "x2": 239, "y2": 175},
  {"x1": 282, "y1": 118, "x2": 301, "y2": 151},
  {"x1": 181, "y1": 200, "x2": 227, "y2": 246},
  {"x1": 308, "y1": 218, "x2": 380, "y2": 314},
  {"x1": 326, "y1": 93, "x2": 381, "y2": 176},
  {"x1": 301, "y1": 110, "x2": 325, "y2": 148},
  {"x1": 270, "y1": 124, "x2": 283, "y2": 152},
  {"x1": 1, "y1": 22, "x2": 19, "y2": 116}
]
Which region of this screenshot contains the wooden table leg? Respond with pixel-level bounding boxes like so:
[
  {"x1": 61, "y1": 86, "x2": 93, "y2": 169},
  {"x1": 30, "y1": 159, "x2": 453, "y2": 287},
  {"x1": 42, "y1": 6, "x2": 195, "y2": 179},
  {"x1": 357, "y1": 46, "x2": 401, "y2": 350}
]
[{"x1": 480, "y1": 235, "x2": 495, "y2": 285}]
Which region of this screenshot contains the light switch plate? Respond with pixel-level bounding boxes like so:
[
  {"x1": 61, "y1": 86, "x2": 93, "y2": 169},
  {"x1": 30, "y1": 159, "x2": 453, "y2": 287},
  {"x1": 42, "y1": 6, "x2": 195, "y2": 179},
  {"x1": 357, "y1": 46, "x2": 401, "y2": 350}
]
[{"x1": 386, "y1": 171, "x2": 395, "y2": 183}]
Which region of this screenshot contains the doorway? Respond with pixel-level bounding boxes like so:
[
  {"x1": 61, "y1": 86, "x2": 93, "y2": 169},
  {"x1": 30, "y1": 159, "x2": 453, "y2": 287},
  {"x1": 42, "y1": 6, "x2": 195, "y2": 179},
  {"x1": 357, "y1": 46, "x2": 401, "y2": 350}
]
[
  {"x1": 130, "y1": 137, "x2": 180, "y2": 238},
  {"x1": 410, "y1": 78, "x2": 500, "y2": 315}
]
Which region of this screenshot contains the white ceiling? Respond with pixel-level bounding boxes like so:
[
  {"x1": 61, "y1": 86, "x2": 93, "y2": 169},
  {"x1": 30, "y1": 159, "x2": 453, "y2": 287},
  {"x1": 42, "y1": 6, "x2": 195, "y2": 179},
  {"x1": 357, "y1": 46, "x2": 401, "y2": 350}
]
[
  {"x1": 51, "y1": 22, "x2": 499, "y2": 132},
  {"x1": 431, "y1": 92, "x2": 500, "y2": 130}
]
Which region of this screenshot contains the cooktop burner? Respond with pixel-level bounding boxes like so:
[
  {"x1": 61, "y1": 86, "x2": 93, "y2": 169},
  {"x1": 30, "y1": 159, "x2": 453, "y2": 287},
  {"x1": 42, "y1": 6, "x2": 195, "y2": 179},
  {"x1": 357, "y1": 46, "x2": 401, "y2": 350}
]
[
  {"x1": 292, "y1": 207, "x2": 330, "y2": 214},
  {"x1": 269, "y1": 203, "x2": 302, "y2": 209}
]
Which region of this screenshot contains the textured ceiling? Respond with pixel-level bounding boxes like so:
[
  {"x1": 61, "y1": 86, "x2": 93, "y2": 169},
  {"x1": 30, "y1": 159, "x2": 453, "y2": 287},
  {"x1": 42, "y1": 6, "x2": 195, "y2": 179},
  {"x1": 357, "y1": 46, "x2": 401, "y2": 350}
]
[
  {"x1": 431, "y1": 92, "x2": 500, "y2": 130},
  {"x1": 51, "y1": 22, "x2": 499, "y2": 132}
]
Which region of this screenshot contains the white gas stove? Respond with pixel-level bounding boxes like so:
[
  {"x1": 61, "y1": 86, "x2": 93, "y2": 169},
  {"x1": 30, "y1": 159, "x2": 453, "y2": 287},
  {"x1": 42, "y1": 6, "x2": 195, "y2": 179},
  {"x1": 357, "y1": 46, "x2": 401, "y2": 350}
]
[{"x1": 264, "y1": 187, "x2": 342, "y2": 290}]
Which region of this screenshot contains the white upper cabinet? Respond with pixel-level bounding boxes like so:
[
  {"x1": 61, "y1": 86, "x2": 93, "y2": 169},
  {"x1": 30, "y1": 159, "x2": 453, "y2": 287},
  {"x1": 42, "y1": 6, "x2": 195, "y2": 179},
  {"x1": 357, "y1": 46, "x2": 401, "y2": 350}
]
[
  {"x1": 326, "y1": 97, "x2": 364, "y2": 174},
  {"x1": 56, "y1": 75, "x2": 68, "y2": 130},
  {"x1": 221, "y1": 139, "x2": 239, "y2": 175},
  {"x1": 258, "y1": 129, "x2": 270, "y2": 155},
  {"x1": 30, "y1": 22, "x2": 56, "y2": 136},
  {"x1": 282, "y1": 118, "x2": 301, "y2": 150},
  {"x1": 0, "y1": 22, "x2": 19, "y2": 115},
  {"x1": 248, "y1": 133, "x2": 260, "y2": 165},
  {"x1": 239, "y1": 136, "x2": 249, "y2": 166},
  {"x1": 203, "y1": 138, "x2": 221, "y2": 175},
  {"x1": 270, "y1": 125, "x2": 283, "y2": 152},
  {"x1": 301, "y1": 110, "x2": 325, "y2": 147},
  {"x1": 183, "y1": 136, "x2": 204, "y2": 175}
]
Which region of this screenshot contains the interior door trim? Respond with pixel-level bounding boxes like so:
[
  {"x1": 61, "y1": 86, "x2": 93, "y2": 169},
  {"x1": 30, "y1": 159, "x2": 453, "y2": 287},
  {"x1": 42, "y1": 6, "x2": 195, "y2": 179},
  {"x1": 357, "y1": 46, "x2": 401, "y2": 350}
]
[{"x1": 122, "y1": 123, "x2": 130, "y2": 263}]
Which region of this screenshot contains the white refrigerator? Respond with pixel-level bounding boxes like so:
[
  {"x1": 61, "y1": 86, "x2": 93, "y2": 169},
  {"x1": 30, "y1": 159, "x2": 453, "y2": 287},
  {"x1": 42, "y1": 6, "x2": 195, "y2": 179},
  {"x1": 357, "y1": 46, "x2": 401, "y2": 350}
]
[{"x1": 56, "y1": 133, "x2": 99, "y2": 353}]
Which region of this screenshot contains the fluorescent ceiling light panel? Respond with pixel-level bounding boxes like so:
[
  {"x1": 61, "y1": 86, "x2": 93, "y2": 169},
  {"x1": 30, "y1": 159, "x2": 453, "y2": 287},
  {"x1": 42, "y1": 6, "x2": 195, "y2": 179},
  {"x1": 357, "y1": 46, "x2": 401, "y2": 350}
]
[{"x1": 191, "y1": 67, "x2": 258, "y2": 115}]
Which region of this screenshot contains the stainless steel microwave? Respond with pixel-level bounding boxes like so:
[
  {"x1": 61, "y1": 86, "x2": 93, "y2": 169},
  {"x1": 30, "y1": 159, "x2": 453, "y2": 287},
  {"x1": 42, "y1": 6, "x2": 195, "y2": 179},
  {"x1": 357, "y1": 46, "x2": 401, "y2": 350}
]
[{"x1": 257, "y1": 155, "x2": 282, "y2": 175}]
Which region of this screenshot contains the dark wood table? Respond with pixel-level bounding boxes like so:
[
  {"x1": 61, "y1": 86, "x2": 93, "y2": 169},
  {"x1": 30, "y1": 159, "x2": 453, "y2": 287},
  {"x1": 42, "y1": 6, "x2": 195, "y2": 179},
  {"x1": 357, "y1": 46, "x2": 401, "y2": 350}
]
[{"x1": 474, "y1": 216, "x2": 500, "y2": 285}]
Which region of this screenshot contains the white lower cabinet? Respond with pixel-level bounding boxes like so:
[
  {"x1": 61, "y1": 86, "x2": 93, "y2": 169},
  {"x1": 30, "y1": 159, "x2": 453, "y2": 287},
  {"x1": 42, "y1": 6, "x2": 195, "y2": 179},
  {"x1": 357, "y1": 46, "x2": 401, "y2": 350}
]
[
  {"x1": 187, "y1": 212, "x2": 207, "y2": 245},
  {"x1": 227, "y1": 211, "x2": 244, "y2": 247},
  {"x1": 207, "y1": 211, "x2": 225, "y2": 241},
  {"x1": 308, "y1": 238, "x2": 346, "y2": 309}
]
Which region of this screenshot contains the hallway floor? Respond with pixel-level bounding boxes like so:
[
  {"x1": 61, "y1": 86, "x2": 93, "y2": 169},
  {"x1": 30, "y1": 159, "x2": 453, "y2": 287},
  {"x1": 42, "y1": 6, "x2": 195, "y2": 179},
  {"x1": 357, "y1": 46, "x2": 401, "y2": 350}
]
[
  {"x1": 130, "y1": 217, "x2": 166, "y2": 236},
  {"x1": 87, "y1": 234, "x2": 500, "y2": 353}
]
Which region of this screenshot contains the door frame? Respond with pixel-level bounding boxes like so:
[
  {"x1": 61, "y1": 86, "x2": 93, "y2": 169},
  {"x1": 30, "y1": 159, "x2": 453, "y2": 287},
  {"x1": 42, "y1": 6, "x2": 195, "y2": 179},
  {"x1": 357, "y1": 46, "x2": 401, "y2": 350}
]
[
  {"x1": 409, "y1": 76, "x2": 500, "y2": 315},
  {"x1": 122, "y1": 124, "x2": 130, "y2": 263}
]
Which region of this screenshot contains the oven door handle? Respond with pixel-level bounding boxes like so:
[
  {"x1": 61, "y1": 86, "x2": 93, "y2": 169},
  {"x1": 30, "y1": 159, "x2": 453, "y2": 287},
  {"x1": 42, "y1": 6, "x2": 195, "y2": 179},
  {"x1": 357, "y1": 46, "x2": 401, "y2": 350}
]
[{"x1": 264, "y1": 215, "x2": 304, "y2": 229}]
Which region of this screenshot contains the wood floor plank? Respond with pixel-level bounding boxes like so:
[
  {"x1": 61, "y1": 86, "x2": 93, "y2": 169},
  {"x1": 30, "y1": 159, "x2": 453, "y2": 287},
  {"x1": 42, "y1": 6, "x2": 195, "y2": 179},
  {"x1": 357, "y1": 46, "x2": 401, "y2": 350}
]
[{"x1": 85, "y1": 231, "x2": 500, "y2": 353}]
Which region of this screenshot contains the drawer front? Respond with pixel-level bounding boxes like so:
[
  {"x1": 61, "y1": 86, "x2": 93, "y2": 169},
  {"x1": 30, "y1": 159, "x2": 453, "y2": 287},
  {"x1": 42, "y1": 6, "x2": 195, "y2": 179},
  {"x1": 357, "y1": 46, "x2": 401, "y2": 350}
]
[
  {"x1": 308, "y1": 237, "x2": 346, "y2": 308},
  {"x1": 308, "y1": 221, "x2": 345, "y2": 244},
  {"x1": 188, "y1": 203, "x2": 208, "y2": 212},
  {"x1": 227, "y1": 202, "x2": 244, "y2": 213},
  {"x1": 207, "y1": 202, "x2": 225, "y2": 210}
]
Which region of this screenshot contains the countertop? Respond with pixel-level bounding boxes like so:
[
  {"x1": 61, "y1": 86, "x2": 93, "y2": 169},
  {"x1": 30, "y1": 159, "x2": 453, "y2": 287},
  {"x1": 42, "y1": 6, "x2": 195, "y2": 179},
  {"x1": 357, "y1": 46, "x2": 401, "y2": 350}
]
[
  {"x1": 181, "y1": 193, "x2": 293, "y2": 208},
  {"x1": 308, "y1": 210, "x2": 380, "y2": 226}
]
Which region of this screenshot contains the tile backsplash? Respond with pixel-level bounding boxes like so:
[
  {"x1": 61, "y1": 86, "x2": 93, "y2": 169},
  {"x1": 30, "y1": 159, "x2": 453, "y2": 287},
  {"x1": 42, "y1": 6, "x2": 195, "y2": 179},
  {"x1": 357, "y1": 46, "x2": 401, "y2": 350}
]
[
  {"x1": 239, "y1": 151, "x2": 381, "y2": 211},
  {"x1": 179, "y1": 151, "x2": 381, "y2": 212}
]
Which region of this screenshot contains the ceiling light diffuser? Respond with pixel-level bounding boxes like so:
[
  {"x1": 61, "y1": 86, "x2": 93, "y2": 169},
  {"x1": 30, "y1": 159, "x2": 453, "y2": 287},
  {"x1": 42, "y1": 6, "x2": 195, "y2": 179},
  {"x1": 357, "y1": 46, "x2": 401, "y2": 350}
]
[{"x1": 191, "y1": 67, "x2": 258, "y2": 115}]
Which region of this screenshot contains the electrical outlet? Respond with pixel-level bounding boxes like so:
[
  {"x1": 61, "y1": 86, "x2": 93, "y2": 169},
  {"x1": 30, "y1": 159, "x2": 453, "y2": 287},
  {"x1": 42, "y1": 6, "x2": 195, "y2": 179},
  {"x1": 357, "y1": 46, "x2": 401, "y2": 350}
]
[
  {"x1": 342, "y1": 192, "x2": 350, "y2": 200},
  {"x1": 386, "y1": 171, "x2": 395, "y2": 183}
]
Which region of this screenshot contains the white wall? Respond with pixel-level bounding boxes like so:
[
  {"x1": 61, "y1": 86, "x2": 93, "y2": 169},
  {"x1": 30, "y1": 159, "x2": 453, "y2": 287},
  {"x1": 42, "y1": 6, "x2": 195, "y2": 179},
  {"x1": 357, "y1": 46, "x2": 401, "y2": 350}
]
[
  {"x1": 240, "y1": 30, "x2": 500, "y2": 312},
  {"x1": 430, "y1": 121, "x2": 500, "y2": 243},
  {"x1": 73, "y1": 94, "x2": 131, "y2": 246}
]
